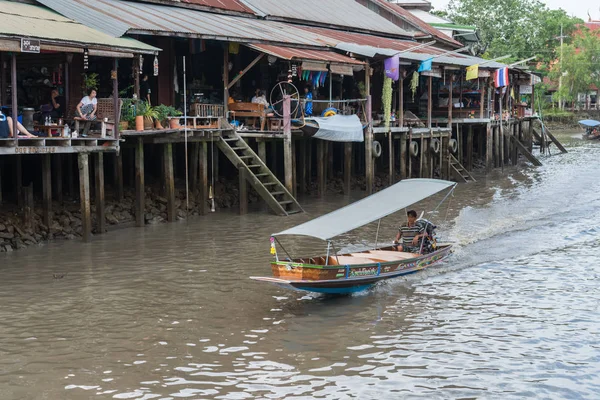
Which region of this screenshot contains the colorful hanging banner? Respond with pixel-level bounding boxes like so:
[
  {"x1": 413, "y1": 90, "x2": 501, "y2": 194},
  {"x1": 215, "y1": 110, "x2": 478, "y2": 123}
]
[
  {"x1": 418, "y1": 58, "x2": 433, "y2": 73},
  {"x1": 466, "y1": 64, "x2": 479, "y2": 80},
  {"x1": 384, "y1": 54, "x2": 400, "y2": 81},
  {"x1": 494, "y1": 67, "x2": 509, "y2": 88}
]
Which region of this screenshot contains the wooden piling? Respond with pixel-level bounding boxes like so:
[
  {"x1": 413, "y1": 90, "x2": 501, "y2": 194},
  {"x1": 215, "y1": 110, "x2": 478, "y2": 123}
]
[
  {"x1": 42, "y1": 155, "x2": 52, "y2": 228},
  {"x1": 457, "y1": 124, "x2": 463, "y2": 164},
  {"x1": 344, "y1": 142, "x2": 352, "y2": 194},
  {"x1": 307, "y1": 139, "x2": 313, "y2": 189},
  {"x1": 164, "y1": 143, "x2": 176, "y2": 223},
  {"x1": 408, "y1": 129, "x2": 413, "y2": 179},
  {"x1": 327, "y1": 142, "x2": 334, "y2": 181},
  {"x1": 299, "y1": 139, "x2": 307, "y2": 195},
  {"x1": 15, "y1": 155, "x2": 22, "y2": 207},
  {"x1": 239, "y1": 168, "x2": 247, "y2": 215},
  {"x1": 95, "y1": 153, "x2": 106, "y2": 234},
  {"x1": 189, "y1": 142, "x2": 199, "y2": 192},
  {"x1": 199, "y1": 142, "x2": 208, "y2": 215},
  {"x1": 135, "y1": 138, "x2": 145, "y2": 227},
  {"x1": 258, "y1": 140, "x2": 267, "y2": 164},
  {"x1": 283, "y1": 95, "x2": 294, "y2": 194},
  {"x1": 270, "y1": 141, "x2": 278, "y2": 178},
  {"x1": 399, "y1": 132, "x2": 407, "y2": 180},
  {"x1": 0, "y1": 159, "x2": 3, "y2": 205},
  {"x1": 365, "y1": 94, "x2": 373, "y2": 194},
  {"x1": 317, "y1": 140, "x2": 325, "y2": 197},
  {"x1": 419, "y1": 134, "x2": 424, "y2": 178},
  {"x1": 23, "y1": 184, "x2": 34, "y2": 230},
  {"x1": 494, "y1": 125, "x2": 500, "y2": 168},
  {"x1": 467, "y1": 125, "x2": 473, "y2": 171},
  {"x1": 78, "y1": 153, "x2": 91, "y2": 242},
  {"x1": 292, "y1": 139, "x2": 297, "y2": 198},
  {"x1": 486, "y1": 123, "x2": 493, "y2": 172},
  {"x1": 388, "y1": 132, "x2": 394, "y2": 185},
  {"x1": 52, "y1": 155, "x2": 63, "y2": 204},
  {"x1": 114, "y1": 152, "x2": 124, "y2": 201}
]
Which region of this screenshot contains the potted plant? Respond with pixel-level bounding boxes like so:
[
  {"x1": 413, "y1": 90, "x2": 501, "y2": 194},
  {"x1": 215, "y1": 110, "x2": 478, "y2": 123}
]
[
  {"x1": 167, "y1": 106, "x2": 183, "y2": 129},
  {"x1": 81, "y1": 73, "x2": 99, "y2": 95},
  {"x1": 141, "y1": 104, "x2": 159, "y2": 130},
  {"x1": 154, "y1": 104, "x2": 173, "y2": 129}
]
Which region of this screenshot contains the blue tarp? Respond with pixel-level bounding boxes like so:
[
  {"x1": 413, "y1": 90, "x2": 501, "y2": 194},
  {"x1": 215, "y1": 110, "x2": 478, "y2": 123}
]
[{"x1": 578, "y1": 120, "x2": 600, "y2": 127}]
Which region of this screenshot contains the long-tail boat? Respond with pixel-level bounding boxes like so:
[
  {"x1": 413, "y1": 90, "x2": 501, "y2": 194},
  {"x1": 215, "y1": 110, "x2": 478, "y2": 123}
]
[
  {"x1": 579, "y1": 120, "x2": 600, "y2": 140},
  {"x1": 251, "y1": 179, "x2": 457, "y2": 294}
]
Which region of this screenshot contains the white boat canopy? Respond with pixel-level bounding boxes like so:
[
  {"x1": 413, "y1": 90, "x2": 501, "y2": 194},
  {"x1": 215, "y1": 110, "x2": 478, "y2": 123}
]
[{"x1": 273, "y1": 178, "x2": 456, "y2": 241}]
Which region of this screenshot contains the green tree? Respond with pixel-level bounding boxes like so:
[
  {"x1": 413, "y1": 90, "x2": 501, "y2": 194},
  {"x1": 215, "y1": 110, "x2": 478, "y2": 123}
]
[{"x1": 445, "y1": 0, "x2": 581, "y2": 64}]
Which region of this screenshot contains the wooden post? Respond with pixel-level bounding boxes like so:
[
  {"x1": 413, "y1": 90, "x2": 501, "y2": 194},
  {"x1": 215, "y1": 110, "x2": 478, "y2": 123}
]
[
  {"x1": 500, "y1": 122, "x2": 505, "y2": 167},
  {"x1": 292, "y1": 139, "x2": 297, "y2": 197},
  {"x1": 65, "y1": 154, "x2": 74, "y2": 198},
  {"x1": 317, "y1": 140, "x2": 325, "y2": 197},
  {"x1": 0, "y1": 53, "x2": 6, "y2": 107},
  {"x1": 64, "y1": 56, "x2": 70, "y2": 122},
  {"x1": 239, "y1": 168, "x2": 247, "y2": 215},
  {"x1": 135, "y1": 138, "x2": 145, "y2": 227},
  {"x1": 494, "y1": 125, "x2": 500, "y2": 168},
  {"x1": 113, "y1": 58, "x2": 120, "y2": 139},
  {"x1": 408, "y1": 129, "x2": 413, "y2": 179},
  {"x1": 427, "y1": 76, "x2": 433, "y2": 128},
  {"x1": 480, "y1": 78, "x2": 485, "y2": 118},
  {"x1": 399, "y1": 76, "x2": 404, "y2": 127},
  {"x1": 327, "y1": 142, "x2": 334, "y2": 180},
  {"x1": 344, "y1": 142, "x2": 352, "y2": 194},
  {"x1": 42, "y1": 155, "x2": 52, "y2": 227},
  {"x1": 299, "y1": 139, "x2": 306, "y2": 195},
  {"x1": 448, "y1": 73, "x2": 453, "y2": 125},
  {"x1": 283, "y1": 95, "x2": 293, "y2": 194},
  {"x1": 486, "y1": 123, "x2": 493, "y2": 171},
  {"x1": 114, "y1": 152, "x2": 124, "y2": 201},
  {"x1": 52, "y1": 155, "x2": 63, "y2": 204},
  {"x1": 439, "y1": 131, "x2": 444, "y2": 179},
  {"x1": 399, "y1": 132, "x2": 407, "y2": 180},
  {"x1": 11, "y1": 53, "x2": 17, "y2": 147},
  {"x1": 458, "y1": 124, "x2": 463, "y2": 164},
  {"x1": 223, "y1": 47, "x2": 229, "y2": 117},
  {"x1": 258, "y1": 140, "x2": 267, "y2": 164},
  {"x1": 467, "y1": 125, "x2": 473, "y2": 171},
  {"x1": 134, "y1": 55, "x2": 140, "y2": 100},
  {"x1": 15, "y1": 155, "x2": 22, "y2": 207},
  {"x1": 307, "y1": 139, "x2": 313, "y2": 189},
  {"x1": 199, "y1": 142, "x2": 208, "y2": 215},
  {"x1": 388, "y1": 132, "x2": 393, "y2": 185},
  {"x1": 189, "y1": 142, "x2": 199, "y2": 192},
  {"x1": 365, "y1": 94, "x2": 373, "y2": 194},
  {"x1": 164, "y1": 143, "x2": 176, "y2": 222},
  {"x1": 270, "y1": 141, "x2": 278, "y2": 178},
  {"x1": 78, "y1": 153, "x2": 91, "y2": 242},
  {"x1": 419, "y1": 133, "x2": 424, "y2": 178},
  {"x1": 0, "y1": 159, "x2": 3, "y2": 205},
  {"x1": 23, "y1": 184, "x2": 33, "y2": 230},
  {"x1": 95, "y1": 153, "x2": 106, "y2": 234}
]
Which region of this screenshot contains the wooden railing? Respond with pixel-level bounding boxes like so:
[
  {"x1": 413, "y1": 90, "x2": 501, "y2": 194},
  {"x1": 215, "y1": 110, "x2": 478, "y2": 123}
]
[{"x1": 191, "y1": 104, "x2": 224, "y2": 118}]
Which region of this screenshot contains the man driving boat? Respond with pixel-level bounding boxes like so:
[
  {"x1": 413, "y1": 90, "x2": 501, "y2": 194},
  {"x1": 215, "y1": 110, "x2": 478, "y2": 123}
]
[{"x1": 393, "y1": 210, "x2": 426, "y2": 253}]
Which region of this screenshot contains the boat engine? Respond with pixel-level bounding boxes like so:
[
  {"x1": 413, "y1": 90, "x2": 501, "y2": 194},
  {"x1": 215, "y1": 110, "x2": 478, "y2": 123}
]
[{"x1": 417, "y1": 219, "x2": 438, "y2": 253}]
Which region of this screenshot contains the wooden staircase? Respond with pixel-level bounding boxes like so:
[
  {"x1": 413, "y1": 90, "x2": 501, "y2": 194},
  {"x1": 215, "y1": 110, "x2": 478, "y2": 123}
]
[
  {"x1": 449, "y1": 154, "x2": 476, "y2": 183},
  {"x1": 217, "y1": 130, "x2": 303, "y2": 216}
]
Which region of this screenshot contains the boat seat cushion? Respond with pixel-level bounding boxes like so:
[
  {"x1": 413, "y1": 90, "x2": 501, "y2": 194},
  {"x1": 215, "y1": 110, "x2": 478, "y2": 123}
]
[
  {"x1": 333, "y1": 256, "x2": 375, "y2": 265},
  {"x1": 367, "y1": 250, "x2": 419, "y2": 259}
]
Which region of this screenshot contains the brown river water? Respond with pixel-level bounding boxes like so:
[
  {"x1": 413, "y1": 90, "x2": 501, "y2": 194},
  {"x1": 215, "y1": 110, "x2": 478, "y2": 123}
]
[{"x1": 1, "y1": 131, "x2": 599, "y2": 399}]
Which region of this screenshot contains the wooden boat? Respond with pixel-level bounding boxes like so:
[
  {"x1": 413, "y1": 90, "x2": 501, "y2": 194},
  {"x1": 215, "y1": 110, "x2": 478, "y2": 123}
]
[
  {"x1": 251, "y1": 179, "x2": 456, "y2": 295},
  {"x1": 579, "y1": 119, "x2": 600, "y2": 140}
]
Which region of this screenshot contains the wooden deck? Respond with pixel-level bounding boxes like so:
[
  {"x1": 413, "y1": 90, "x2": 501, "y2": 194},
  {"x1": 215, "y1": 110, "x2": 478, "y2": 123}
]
[{"x1": 0, "y1": 137, "x2": 119, "y2": 155}]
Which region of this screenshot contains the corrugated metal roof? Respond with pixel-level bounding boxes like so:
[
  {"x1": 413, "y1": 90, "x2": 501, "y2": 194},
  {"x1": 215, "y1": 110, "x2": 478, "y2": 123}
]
[
  {"x1": 303, "y1": 27, "x2": 505, "y2": 69},
  {"x1": 180, "y1": 0, "x2": 254, "y2": 13},
  {"x1": 38, "y1": 0, "x2": 335, "y2": 46},
  {"x1": 370, "y1": 0, "x2": 463, "y2": 47},
  {"x1": 0, "y1": 1, "x2": 159, "y2": 53},
  {"x1": 247, "y1": 44, "x2": 363, "y2": 64},
  {"x1": 243, "y1": 0, "x2": 413, "y2": 37}
]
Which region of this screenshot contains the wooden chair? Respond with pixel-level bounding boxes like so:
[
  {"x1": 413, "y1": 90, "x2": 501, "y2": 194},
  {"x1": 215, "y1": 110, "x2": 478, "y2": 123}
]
[
  {"x1": 65, "y1": 98, "x2": 122, "y2": 137},
  {"x1": 229, "y1": 102, "x2": 266, "y2": 131}
]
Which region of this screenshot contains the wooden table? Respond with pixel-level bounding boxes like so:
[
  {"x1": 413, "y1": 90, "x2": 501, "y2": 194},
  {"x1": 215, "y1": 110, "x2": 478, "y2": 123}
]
[{"x1": 34, "y1": 124, "x2": 66, "y2": 137}]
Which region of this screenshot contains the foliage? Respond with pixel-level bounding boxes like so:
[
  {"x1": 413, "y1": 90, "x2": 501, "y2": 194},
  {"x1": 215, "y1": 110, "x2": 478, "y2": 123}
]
[
  {"x1": 119, "y1": 85, "x2": 134, "y2": 98},
  {"x1": 81, "y1": 73, "x2": 99, "y2": 93},
  {"x1": 410, "y1": 72, "x2": 419, "y2": 101},
  {"x1": 133, "y1": 100, "x2": 158, "y2": 119},
  {"x1": 549, "y1": 29, "x2": 600, "y2": 106},
  {"x1": 445, "y1": 0, "x2": 582, "y2": 65},
  {"x1": 357, "y1": 82, "x2": 367, "y2": 98},
  {"x1": 154, "y1": 104, "x2": 182, "y2": 124},
  {"x1": 382, "y1": 77, "x2": 393, "y2": 129}
]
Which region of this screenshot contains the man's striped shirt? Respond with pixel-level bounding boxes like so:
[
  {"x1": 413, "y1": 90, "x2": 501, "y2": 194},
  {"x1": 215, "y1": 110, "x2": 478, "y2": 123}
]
[{"x1": 399, "y1": 223, "x2": 424, "y2": 247}]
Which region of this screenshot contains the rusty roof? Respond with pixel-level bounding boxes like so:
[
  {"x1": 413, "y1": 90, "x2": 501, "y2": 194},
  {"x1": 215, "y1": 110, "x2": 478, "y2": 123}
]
[
  {"x1": 179, "y1": 0, "x2": 254, "y2": 13},
  {"x1": 247, "y1": 44, "x2": 363, "y2": 64}
]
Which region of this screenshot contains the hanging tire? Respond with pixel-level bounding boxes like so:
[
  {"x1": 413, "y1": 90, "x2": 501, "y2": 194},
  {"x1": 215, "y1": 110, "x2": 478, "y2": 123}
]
[
  {"x1": 372, "y1": 140, "x2": 382, "y2": 158},
  {"x1": 409, "y1": 141, "x2": 419, "y2": 157},
  {"x1": 430, "y1": 138, "x2": 440, "y2": 154},
  {"x1": 448, "y1": 139, "x2": 458, "y2": 153}
]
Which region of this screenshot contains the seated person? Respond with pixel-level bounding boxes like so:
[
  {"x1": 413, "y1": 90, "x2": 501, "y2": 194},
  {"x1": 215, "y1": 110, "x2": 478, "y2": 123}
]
[
  {"x1": 393, "y1": 210, "x2": 426, "y2": 254},
  {"x1": 304, "y1": 86, "x2": 313, "y2": 116},
  {"x1": 0, "y1": 111, "x2": 36, "y2": 138},
  {"x1": 76, "y1": 89, "x2": 98, "y2": 121},
  {"x1": 251, "y1": 89, "x2": 269, "y2": 129},
  {"x1": 49, "y1": 88, "x2": 64, "y2": 119}
]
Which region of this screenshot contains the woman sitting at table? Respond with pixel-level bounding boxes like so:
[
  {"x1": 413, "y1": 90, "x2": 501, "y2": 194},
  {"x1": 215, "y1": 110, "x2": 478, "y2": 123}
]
[
  {"x1": 0, "y1": 110, "x2": 36, "y2": 138},
  {"x1": 76, "y1": 89, "x2": 98, "y2": 120}
]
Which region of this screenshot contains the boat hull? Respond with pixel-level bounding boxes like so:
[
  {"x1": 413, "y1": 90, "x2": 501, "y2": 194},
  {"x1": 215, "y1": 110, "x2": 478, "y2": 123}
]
[{"x1": 251, "y1": 245, "x2": 452, "y2": 294}]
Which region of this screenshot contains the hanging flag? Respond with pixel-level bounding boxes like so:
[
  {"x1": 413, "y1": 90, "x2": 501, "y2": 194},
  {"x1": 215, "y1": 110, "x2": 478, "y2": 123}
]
[
  {"x1": 418, "y1": 58, "x2": 433, "y2": 73},
  {"x1": 466, "y1": 64, "x2": 479, "y2": 80},
  {"x1": 494, "y1": 67, "x2": 509, "y2": 88},
  {"x1": 384, "y1": 54, "x2": 400, "y2": 81}
]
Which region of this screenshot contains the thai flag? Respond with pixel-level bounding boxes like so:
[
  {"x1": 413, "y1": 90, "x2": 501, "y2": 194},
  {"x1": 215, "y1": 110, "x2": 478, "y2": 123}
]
[{"x1": 494, "y1": 67, "x2": 509, "y2": 88}]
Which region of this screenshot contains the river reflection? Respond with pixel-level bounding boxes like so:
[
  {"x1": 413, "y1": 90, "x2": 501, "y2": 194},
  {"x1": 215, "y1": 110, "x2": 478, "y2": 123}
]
[{"x1": 0, "y1": 130, "x2": 599, "y2": 399}]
